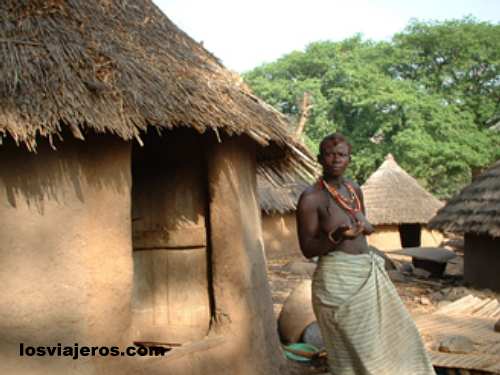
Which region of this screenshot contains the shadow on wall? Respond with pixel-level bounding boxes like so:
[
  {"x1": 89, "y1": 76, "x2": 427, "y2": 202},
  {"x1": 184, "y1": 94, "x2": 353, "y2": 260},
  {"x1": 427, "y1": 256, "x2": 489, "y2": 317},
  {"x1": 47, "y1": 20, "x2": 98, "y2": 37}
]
[{"x1": 0, "y1": 130, "x2": 130, "y2": 214}]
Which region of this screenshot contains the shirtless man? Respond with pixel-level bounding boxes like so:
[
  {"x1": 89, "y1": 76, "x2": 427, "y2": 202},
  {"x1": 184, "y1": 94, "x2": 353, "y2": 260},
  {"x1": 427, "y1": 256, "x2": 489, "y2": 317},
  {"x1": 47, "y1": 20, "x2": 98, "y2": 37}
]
[
  {"x1": 296, "y1": 133, "x2": 435, "y2": 375},
  {"x1": 297, "y1": 133, "x2": 373, "y2": 258}
]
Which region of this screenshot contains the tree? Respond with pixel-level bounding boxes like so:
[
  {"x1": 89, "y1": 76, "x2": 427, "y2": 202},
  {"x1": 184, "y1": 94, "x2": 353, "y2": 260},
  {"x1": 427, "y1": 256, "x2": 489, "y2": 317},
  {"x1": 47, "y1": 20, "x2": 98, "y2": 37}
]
[{"x1": 244, "y1": 19, "x2": 500, "y2": 198}]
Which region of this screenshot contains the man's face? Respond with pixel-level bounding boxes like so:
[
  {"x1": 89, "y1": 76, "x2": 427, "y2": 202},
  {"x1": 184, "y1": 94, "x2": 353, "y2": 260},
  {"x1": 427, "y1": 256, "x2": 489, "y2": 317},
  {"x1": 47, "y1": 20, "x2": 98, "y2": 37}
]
[{"x1": 319, "y1": 141, "x2": 350, "y2": 177}]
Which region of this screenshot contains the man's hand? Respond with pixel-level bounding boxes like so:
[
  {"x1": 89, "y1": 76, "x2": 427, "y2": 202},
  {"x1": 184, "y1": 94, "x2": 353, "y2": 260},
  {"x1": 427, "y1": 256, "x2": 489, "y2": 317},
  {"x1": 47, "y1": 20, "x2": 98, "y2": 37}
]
[{"x1": 328, "y1": 224, "x2": 350, "y2": 244}]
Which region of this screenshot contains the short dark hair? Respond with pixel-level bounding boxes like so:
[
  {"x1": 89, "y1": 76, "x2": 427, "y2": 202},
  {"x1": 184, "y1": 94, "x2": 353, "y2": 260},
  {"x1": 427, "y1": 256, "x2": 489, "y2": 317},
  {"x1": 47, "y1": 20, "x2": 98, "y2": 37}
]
[{"x1": 318, "y1": 133, "x2": 352, "y2": 157}]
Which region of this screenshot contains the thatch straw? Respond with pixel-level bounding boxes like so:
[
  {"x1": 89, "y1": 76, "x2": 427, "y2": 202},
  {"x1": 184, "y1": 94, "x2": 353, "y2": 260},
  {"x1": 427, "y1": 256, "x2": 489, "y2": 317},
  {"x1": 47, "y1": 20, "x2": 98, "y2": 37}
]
[
  {"x1": 257, "y1": 160, "x2": 313, "y2": 214},
  {"x1": 429, "y1": 160, "x2": 500, "y2": 237},
  {"x1": 361, "y1": 154, "x2": 443, "y2": 225},
  {"x1": 0, "y1": 0, "x2": 316, "y2": 177}
]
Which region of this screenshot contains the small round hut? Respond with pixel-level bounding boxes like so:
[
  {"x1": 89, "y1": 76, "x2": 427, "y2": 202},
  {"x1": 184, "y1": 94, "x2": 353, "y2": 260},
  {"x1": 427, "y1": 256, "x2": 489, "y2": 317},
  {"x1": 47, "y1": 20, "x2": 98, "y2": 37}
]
[
  {"x1": 0, "y1": 2, "x2": 315, "y2": 375},
  {"x1": 362, "y1": 154, "x2": 444, "y2": 251},
  {"x1": 257, "y1": 164, "x2": 311, "y2": 260},
  {"x1": 429, "y1": 160, "x2": 500, "y2": 292}
]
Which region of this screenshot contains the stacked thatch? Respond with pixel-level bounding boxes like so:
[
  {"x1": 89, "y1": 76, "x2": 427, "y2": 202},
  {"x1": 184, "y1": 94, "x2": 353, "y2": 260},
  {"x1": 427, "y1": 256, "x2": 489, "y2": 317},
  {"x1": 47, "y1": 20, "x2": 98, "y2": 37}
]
[
  {"x1": 257, "y1": 162, "x2": 311, "y2": 214},
  {"x1": 0, "y1": 0, "x2": 315, "y2": 178},
  {"x1": 429, "y1": 160, "x2": 500, "y2": 237},
  {"x1": 362, "y1": 154, "x2": 443, "y2": 225}
]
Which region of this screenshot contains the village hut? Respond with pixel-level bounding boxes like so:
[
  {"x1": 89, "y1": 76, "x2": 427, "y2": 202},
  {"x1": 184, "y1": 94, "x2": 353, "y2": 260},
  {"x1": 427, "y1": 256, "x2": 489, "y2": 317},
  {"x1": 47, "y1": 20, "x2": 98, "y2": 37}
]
[
  {"x1": 0, "y1": 2, "x2": 316, "y2": 375},
  {"x1": 362, "y1": 154, "x2": 444, "y2": 251},
  {"x1": 429, "y1": 161, "x2": 500, "y2": 292},
  {"x1": 257, "y1": 164, "x2": 311, "y2": 260}
]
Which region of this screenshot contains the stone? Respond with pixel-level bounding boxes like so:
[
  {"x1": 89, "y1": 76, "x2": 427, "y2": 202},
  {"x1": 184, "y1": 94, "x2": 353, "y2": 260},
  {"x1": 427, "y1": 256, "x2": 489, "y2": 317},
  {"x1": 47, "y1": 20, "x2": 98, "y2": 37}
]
[
  {"x1": 430, "y1": 291, "x2": 444, "y2": 302},
  {"x1": 495, "y1": 319, "x2": 500, "y2": 333},
  {"x1": 413, "y1": 267, "x2": 431, "y2": 279},
  {"x1": 388, "y1": 270, "x2": 406, "y2": 283},
  {"x1": 420, "y1": 297, "x2": 431, "y2": 305},
  {"x1": 301, "y1": 321, "x2": 325, "y2": 349},
  {"x1": 400, "y1": 262, "x2": 414, "y2": 274},
  {"x1": 438, "y1": 336, "x2": 475, "y2": 354},
  {"x1": 284, "y1": 261, "x2": 316, "y2": 277}
]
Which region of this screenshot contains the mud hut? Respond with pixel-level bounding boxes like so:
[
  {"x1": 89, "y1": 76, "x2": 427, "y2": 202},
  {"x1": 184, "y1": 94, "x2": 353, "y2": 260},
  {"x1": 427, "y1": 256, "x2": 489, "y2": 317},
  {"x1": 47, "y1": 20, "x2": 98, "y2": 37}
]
[
  {"x1": 362, "y1": 154, "x2": 444, "y2": 251},
  {"x1": 0, "y1": 2, "x2": 315, "y2": 375},
  {"x1": 429, "y1": 161, "x2": 500, "y2": 291},
  {"x1": 257, "y1": 164, "x2": 311, "y2": 260}
]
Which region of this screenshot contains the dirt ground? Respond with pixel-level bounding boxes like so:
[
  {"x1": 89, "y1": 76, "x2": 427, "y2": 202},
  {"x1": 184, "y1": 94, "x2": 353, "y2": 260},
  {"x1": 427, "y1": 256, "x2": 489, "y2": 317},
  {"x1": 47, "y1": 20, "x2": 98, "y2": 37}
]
[{"x1": 267, "y1": 252, "x2": 500, "y2": 375}]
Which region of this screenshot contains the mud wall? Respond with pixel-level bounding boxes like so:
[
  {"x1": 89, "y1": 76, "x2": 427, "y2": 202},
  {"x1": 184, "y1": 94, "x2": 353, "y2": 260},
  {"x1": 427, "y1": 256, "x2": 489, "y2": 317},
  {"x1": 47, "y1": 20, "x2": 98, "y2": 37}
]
[
  {"x1": 367, "y1": 225, "x2": 442, "y2": 251},
  {"x1": 262, "y1": 212, "x2": 304, "y2": 260},
  {"x1": 367, "y1": 225, "x2": 401, "y2": 251},
  {"x1": 0, "y1": 135, "x2": 132, "y2": 375}
]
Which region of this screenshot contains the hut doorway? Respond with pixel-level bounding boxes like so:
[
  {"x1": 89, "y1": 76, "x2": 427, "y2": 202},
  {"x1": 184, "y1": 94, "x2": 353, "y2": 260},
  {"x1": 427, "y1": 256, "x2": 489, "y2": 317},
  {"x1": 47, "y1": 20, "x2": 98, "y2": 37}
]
[
  {"x1": 399, "y1": 224, "x2": 421, "y2": 248},
  {"x1": 130, "y1": 130, "x2": 212, "y2": 344}
]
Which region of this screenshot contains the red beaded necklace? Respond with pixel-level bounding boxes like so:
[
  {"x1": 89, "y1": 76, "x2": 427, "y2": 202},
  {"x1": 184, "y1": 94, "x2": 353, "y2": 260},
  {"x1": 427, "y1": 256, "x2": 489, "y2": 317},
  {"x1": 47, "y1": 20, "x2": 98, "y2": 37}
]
[{"x1": 321, "y1": 179, "x2": 361, "y2": 217}]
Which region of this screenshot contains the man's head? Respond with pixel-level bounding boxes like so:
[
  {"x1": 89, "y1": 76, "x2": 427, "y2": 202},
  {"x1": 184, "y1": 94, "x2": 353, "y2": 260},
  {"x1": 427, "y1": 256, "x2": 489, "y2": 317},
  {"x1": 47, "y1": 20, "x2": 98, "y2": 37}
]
[{"x1": 318, "y1": 133, "x2": 352, "y2": 178}]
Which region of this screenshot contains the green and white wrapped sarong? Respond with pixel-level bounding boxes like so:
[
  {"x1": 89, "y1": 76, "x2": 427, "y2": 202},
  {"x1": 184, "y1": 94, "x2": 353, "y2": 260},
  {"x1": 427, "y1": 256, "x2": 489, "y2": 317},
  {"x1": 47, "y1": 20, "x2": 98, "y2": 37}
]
[{"x1": 312, "y1": 251, "x2": 435, "y2": 375}]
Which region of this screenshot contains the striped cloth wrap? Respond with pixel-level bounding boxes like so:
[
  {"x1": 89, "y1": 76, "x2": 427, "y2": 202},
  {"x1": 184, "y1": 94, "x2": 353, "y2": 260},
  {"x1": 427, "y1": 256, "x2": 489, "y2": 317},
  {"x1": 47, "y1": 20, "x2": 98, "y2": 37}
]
[{"x1": 312, "y1": 251, "x2": 435, "y2": 375}]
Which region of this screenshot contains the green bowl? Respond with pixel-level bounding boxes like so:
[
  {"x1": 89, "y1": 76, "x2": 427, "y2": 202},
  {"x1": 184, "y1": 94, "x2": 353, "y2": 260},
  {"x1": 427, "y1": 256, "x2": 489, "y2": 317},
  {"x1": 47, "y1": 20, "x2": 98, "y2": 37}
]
[{"x1": 283, "y1": 343, "x2": 319, "y2": 363}]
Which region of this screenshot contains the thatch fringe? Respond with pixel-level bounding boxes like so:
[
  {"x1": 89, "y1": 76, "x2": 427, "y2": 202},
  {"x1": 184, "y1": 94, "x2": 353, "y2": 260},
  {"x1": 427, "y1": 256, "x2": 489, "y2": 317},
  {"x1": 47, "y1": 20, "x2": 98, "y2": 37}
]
[
  {"x1": 429, "y1": 160, "x2": 500, "y2": 237},
  {"x1": 257, "y1": 159, "x2": 315, "y2": 214}
]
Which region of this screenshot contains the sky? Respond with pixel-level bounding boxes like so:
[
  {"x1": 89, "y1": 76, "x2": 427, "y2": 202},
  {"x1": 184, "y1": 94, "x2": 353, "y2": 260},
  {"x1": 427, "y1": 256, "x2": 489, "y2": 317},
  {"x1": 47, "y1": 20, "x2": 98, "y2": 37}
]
[{"x1": 153, "y1": 0, "x2": 500, "y2": 73}]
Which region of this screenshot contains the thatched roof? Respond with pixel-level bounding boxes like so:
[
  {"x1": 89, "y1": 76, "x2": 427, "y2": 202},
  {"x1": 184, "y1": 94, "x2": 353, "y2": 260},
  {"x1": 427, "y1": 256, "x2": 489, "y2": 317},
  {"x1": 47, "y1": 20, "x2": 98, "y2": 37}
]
[
  {"x1": 429, "y1": 160, "x2": 500, "y2": 237},
  {"x1": 361, "y1": 154, "x2": 443, "y2": 225},
  {"x1": 0, "y1": 1, "x2": 315, "y2": 177},
  {"x1": 257, "y1": 161, "x2": 311, "y2": 214}
]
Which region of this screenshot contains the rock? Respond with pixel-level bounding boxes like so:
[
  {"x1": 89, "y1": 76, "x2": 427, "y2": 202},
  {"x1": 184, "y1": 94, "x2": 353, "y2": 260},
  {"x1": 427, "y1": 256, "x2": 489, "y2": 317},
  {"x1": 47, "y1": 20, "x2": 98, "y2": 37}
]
[
  {"x1": 284, "y1": 261, "x2": 316, "y2": 277},
  {"x1": 301, "y1": 321, "x2": 325, "y2": 349},
  {"x1": 438, "y1": 336, "x2": 475, "y2": 354},
  {"x1": 413, "y1": 267, "x2": 432, "y2": 279},
  {"x1": 420, "y1": 297, "x2": 431, "y2": 305},
  {"x1": 495, "y1": 319, "x2": 500, "y2": 333},
  {"x1": 400, "y1": 262, "x2": 414, "y2": 274},
  {"x1": 431, "y1": 291, "x2": 444, "y2": 302},
  {"x1": 388, "y1": 270, "x2": 406, "y2": 283},
  {"x1": 442, "y1": 238, "x2": 464, "y2": 252},
  {"x1": 278, "y1": 280, "x2": 316, "y2": 344}
]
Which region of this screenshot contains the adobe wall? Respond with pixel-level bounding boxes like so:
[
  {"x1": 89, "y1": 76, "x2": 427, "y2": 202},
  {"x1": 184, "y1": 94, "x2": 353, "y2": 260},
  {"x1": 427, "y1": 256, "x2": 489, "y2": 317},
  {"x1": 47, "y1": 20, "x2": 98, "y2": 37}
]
[
  {"x1": 204, "y1": 136, "x2": 286, "y2": 374},
  {"x1": 0, "y1": 135, "x2": 133, "y2": 375},
  {"x1": 262, "y1": 212, "x2": 305, "y2": 260},
  {"x1": 367, "y1": 225, "x2": 443, "y2": 251},
  {"x1": 421, "y1": 227, "x2": 444, "y2": 247},
  {"x1": 131, "y1": 135, "x2": 287, "y2": 375},
  {"x1": 0, "y1": 133, "x2": 287, "y2": 375},
  {"x1": 367, "y1": 225, "x2": 401, "y2": 251},
  {"x1": 464, "y1": 233, "x2": 500, "y2": 292}
]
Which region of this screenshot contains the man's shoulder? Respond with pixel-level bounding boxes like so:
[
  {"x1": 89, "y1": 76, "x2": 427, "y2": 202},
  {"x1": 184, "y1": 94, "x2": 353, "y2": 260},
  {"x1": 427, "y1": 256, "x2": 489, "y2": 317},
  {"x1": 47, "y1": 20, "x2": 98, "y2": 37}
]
[{"x1": 299, "y1": 183, "x2": 324, "y2": 204}]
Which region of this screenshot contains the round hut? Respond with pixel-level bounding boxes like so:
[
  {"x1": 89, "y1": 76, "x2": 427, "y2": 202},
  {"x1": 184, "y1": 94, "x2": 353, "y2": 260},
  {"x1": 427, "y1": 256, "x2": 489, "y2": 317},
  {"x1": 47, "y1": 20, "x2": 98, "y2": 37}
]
[
  {"x1": 257, "y1": 164, "x2": 311, "y2": 261},
  {"x1": 429, "y1": 160, "x2": 500, "y2": 292},
  {"x1": 0, "y1": 2, "x2": 315, "y2": 375},
  {"x1": 362, "y1": 154, "x2": 444, "y2": 251}
]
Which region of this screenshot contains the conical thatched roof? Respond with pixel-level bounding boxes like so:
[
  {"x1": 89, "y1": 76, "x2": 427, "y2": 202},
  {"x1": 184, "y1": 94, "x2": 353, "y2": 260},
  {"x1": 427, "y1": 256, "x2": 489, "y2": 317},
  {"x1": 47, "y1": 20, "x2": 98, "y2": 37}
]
[
  {"x1": 361, "y1": 154, "x2": 443, "y2": 225},
  {"x1": 429, "y1": 160, "x2": 500, "y2": 237},
  {"x1": 0, "y1": 1, "x2": 315, "y2": 177}
]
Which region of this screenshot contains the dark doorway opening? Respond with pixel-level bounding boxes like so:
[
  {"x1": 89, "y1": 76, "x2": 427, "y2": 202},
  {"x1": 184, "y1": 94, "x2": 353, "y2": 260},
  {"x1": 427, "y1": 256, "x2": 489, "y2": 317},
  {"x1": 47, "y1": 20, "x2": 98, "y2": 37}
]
[{"x1": 399, "y1": 224, "x2": 421, "y2": 248}]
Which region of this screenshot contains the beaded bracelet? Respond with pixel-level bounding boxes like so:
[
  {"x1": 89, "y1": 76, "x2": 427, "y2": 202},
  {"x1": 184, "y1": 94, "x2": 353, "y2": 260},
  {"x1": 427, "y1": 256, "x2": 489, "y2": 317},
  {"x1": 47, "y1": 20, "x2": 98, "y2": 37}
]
[{"x1": 328, "y1": 230, "x2": 342, "y2": 245}]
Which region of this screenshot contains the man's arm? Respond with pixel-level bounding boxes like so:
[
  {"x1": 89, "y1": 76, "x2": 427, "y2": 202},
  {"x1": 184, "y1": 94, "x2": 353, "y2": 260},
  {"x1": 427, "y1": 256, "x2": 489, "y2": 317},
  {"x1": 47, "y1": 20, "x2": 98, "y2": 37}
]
[
  {"x1": 296, "y1": 190, "x2": 334, "y2": 258},
  {"x1": 351, "y1": 181, "x2": 374, "y2": 234}
]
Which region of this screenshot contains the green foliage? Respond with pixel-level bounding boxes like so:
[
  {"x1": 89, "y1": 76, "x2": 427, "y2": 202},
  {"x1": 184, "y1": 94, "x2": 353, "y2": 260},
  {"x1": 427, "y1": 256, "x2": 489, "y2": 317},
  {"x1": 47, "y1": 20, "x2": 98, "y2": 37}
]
[{"x1": 244, "y1": 18, "x2": 500, "y2": 198}]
